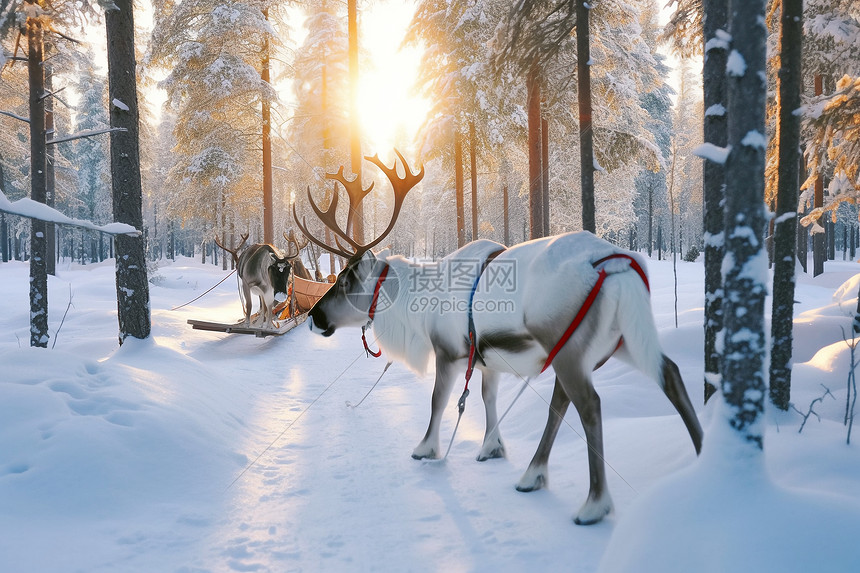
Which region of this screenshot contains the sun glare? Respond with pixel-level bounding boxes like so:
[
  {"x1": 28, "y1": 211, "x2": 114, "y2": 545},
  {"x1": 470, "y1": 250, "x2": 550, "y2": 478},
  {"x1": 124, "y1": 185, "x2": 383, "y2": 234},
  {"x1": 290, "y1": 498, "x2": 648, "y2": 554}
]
[{"x1": 357, "y1": 3, "x2": 430, "y2": 155}]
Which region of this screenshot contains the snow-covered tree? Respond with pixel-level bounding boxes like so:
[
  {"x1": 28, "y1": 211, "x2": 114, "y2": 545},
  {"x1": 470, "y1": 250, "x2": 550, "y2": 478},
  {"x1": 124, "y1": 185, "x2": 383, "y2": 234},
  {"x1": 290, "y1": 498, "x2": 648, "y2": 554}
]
[
  {"x1": 73, "y1": 50, "x2": 111, "y2": 232},
  {"x1": 492, "y1": 0, "x2": 664, "y2": 237},
  {"x1": 106, "y1": 0, "x2": 150, "y2": 343},
  {"x1": 287, "y1": 1, "x2": 350, "y2": 183},
  {"x1": 721, "y1": 0, "x2": 769, "y2": 450},
  {"x1": 671, "y1": 59, "x2": 704, "y2": 257},
  {"x1": 406, "y1": 0, "x2": 526, "y2": 244},
  {"x1": 148, "y1": 0, "x2": 280, "y2": 236}
]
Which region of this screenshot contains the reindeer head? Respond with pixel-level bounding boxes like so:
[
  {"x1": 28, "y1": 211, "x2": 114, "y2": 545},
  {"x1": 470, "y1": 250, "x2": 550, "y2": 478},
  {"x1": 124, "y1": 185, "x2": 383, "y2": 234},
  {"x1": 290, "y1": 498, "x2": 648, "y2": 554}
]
[{"x1": 293, "y1": 149, "x2": 424, "y2": 336}]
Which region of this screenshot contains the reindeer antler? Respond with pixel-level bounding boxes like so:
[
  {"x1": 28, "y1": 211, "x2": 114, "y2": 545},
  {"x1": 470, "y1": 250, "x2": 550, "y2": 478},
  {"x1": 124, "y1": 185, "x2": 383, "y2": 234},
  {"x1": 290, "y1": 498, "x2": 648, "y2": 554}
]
[
  {"x1": 292, "y1": 149, "x2": 424, "y2": 259},
  {"x1": 214, "y1": 233, "x2": 249, "y2": 265},
  {"x1": 283, "y1": 229, "x2": 309, "y2": 259}
]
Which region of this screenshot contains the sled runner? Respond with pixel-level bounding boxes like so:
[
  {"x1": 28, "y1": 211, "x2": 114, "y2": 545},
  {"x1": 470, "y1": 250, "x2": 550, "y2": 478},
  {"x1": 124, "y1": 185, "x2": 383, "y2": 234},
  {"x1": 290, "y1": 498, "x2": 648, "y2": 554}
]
[{"x1": 187, "y1": 312, "x2": 308, "y2": 338}]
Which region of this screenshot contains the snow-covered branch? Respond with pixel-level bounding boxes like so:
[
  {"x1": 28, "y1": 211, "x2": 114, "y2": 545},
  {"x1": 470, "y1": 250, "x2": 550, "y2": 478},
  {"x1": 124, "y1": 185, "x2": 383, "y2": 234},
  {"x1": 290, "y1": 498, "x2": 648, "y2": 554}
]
[
  {"x1": 0, "y1": 187, "x2": 140, "y2": 236},
  {"x1": 47, "y1": 127, "x2": 127, "y2": 145}
]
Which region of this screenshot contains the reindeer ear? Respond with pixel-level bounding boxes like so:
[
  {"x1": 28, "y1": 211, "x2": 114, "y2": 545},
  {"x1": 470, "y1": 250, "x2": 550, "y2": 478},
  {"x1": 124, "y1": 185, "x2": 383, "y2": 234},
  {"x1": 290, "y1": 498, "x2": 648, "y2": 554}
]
[{"x1": 374, "y1": 248, "x2": 391, "y2": 260}]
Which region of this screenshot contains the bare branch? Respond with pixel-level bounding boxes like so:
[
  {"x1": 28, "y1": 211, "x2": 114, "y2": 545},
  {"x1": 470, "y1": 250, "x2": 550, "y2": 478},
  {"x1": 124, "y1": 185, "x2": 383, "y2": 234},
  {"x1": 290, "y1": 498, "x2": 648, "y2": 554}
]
[
  {"x1": 0, "y1": 109, "x2": 29, "y2": 123},
  {"x1": 39, "y1": 85, "x2": 66, "y2": 101},
  {"x1": 791, "y1": 384, "x2": 836, "y2": 433}
]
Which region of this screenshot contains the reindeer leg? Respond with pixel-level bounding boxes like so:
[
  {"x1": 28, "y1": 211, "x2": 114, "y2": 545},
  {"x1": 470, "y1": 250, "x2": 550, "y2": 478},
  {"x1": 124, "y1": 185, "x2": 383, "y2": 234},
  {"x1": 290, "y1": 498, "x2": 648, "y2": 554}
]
[
  {"x1": 263, "y1": 288, "x2": 276, "y2": 327},
  {"x1": 241, "y1": 283, "x2": 253, "y2": 325},
  {"x1": 412, "y1": 355, "x2": 456, "y2": 460},
  {"x1": 517, "y1": 376, "x2": 569, "y2": 491},
  {"x1": 661, "y1": 356, "x2": 704, "y2": 455},
  {"x1": 477, "y1": 369, "x2": 506, "y2": 461},
  {"x1": 255, "y1": 293, "x2": 267, "y2": 326},
  {"x1": 557, "y1": 367, "x2": 613, "y2": 526}
]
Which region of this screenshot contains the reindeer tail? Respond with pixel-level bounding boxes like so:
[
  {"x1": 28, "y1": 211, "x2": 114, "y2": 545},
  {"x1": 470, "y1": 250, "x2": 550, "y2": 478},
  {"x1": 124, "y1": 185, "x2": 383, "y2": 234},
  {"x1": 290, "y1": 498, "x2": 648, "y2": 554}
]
[{"x1": 609, "y1": 264, "x2": 666, "y2": 385}]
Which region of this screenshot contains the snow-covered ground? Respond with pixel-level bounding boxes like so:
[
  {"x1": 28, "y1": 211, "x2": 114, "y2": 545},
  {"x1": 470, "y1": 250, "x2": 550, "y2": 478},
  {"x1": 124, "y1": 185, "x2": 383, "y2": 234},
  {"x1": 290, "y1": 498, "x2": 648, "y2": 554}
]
[{"x1": 1, "y1": 253, "x2": 858, "y2": 572}]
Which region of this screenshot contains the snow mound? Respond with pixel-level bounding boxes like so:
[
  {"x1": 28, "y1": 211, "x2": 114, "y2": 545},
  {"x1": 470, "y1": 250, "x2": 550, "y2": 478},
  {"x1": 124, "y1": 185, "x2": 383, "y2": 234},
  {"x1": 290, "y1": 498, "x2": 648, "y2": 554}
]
[
  {"x1": 599, "y1": 401, "x2": 860, "y2": 573},
  {"x1": 0, "y1": 339, "x2": 247, "y2": 518},
  {"x1": 832, "y1": 272, "x2": 860, "y2": 314}
]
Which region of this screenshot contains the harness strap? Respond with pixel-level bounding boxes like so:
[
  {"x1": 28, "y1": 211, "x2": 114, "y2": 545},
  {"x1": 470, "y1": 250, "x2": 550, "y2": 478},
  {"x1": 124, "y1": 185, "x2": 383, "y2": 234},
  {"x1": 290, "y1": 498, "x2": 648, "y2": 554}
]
[
  {"x1": 362, "y1": 264, "x2": 390, "y2": 358},
  {"x1": 540, "y1": 253, "x2": 648, "y2": 373},
  {"x1": 593, "y1": 253, "x2": 650, "y2": 292},
  {"x1": 465, "y1": 248, "x2": 507, "y2": 388},
  {"x1": 368, "y1": 264, "x2": 390, "y2": 321}
]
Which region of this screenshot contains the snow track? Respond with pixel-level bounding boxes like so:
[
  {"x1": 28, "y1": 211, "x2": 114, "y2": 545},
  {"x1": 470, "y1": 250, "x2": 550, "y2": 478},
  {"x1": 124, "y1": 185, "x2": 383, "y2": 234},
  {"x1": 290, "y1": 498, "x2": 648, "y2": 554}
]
[{"x1": 1, "y1": 257, "x2": 859, "y2": 572}]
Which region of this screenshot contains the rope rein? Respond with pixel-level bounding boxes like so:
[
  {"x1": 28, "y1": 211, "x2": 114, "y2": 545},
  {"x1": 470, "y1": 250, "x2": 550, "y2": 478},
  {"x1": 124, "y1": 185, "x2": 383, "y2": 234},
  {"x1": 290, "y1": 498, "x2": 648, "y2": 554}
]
[{"x1": 170, "y1": 269, "x2": 237, "y2": 311}]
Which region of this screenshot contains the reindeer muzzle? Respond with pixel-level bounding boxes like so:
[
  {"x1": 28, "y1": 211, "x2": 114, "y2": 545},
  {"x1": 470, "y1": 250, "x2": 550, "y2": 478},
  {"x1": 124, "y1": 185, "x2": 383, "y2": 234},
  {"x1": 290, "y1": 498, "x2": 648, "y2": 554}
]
[{"x1": 308, "y1": 308, "x2": 335, "y2": 337}]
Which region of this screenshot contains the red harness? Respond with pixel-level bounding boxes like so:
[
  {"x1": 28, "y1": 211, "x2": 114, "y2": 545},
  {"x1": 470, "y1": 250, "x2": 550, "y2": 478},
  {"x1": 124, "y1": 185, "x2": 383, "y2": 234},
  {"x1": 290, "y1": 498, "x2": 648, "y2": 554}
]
[
  {"x1": 362, "y1": 264, "x2": 390, "y2": 357},
  {"x1": 540, "y1": 253, "x2": 649, "y2": 373}
]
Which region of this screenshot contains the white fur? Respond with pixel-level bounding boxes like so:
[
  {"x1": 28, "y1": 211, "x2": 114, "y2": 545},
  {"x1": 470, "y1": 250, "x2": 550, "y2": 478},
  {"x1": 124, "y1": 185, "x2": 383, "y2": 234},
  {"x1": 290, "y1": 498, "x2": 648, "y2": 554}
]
[{"x1": 309, "y1": 231, "x2": 699, "y2": 527}]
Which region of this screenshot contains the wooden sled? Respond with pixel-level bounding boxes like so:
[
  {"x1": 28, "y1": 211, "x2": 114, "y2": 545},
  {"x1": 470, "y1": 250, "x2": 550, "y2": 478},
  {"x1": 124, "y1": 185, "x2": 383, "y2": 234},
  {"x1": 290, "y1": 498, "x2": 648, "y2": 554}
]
[
  {"x1": 188, "y1": 313, "x2": 308, "y2": 338},
  {"x1": 187, "y1": 275, "x2": 331, "y2": 338},
  {"x1": 293, "y1": 274, "x2": 334, "y2": 313}
]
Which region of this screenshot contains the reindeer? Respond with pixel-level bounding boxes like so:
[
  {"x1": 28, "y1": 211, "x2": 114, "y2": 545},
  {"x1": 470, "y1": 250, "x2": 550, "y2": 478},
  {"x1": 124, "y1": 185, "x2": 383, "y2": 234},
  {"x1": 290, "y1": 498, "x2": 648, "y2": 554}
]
[
  {"x1": 215, "y1": 233, "x2": 298, "y2": 327},
  {"x1": 294, "y1": 150, "x2": 703, "y2": 525}
]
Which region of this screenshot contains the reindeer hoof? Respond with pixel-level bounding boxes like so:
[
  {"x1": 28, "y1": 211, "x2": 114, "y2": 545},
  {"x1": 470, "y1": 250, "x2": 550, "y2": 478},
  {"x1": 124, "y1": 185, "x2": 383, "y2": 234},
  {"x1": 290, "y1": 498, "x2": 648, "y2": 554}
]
[
  {"x1": 573, "y1": 495, "x2": 613, "y2": 525},
  {"x1": 411, "y1": 444, "x2": 438, "y2": 460},
  {"x1": 515, "y1": 470, "x2": 547, "y2": 492},
  {"x1": 476, "y1": 445, "x2": 506, "y2": 462}
]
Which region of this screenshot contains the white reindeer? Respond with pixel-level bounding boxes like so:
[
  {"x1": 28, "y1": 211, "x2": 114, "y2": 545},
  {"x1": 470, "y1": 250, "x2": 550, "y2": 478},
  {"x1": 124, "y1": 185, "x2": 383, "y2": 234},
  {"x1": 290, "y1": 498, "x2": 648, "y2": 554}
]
[{"x1": 294, "y1": 150, "x2": 703, "y2": 525}]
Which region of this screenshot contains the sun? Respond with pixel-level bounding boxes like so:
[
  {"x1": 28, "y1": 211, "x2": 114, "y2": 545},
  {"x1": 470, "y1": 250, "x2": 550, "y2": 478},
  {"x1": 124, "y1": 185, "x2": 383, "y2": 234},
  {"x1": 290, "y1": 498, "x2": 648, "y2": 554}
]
[{"x1": 356, "y1": 3, "x2": 430, "y2": 155}]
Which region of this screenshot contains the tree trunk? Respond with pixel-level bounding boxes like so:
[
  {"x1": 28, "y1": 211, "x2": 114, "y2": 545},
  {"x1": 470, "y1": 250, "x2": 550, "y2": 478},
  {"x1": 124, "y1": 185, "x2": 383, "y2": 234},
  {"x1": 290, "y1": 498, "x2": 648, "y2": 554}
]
[
  {"x1": 797, "y1": 202, "x2": 808, "y2": 271},
  {"x1": 852, "y1": 224, "x2": 857, "y2": 261},
  {"x1": 0, "y1": 151, "x2": 9, "y2": 262},
  {"x1": 347, "y1": 0, "x2": 364, "y2": 245},
  {"x1": 0, "y1": 213, "x2": 7, "y2": 263},
  {"x1": 702, "y1": 0, "x2": 729, "y2": 403},
  {"x1": 647, "y1": 184, "x2": 653, "y2": 257},
  {"x1": 541, "y1": 115, "x2": 550, "y2": 236},
  {"x1": 45, "y1": 59, "x2": 56, "y2": 276},
  {"x1": 769, "y1": 0, "x2": 803, "y2": 411},
  {"x1": 527, "y1": 64, "x2": 543, "y2": 239},
  {"x1": 106, "y1": 0, "x2": 151, "y2": 343},
  {"x1": 503, "y1": 184, "x2": 510, "y2": 246},
  {"x1": 577, "y1": 0, "x2": 595, "y2": 234},
  {"x1": 721, "y1": 0, "x2": 768, "y2": 451},
  {"x1": 469, "y1": 120, "x2": 478, "y2": 241},
  {"x1": 27, "y1": 10, "x2": 49, "y2": 348},
  {"x1": 454, "y1": 131, "x2": 465, "y2": 248},
  {"x1": 261, "y1": 8, "x2": 273, "y2": 245},
  {"x1": 812, "y1": 74, "x2": 825, "y2": 277}
]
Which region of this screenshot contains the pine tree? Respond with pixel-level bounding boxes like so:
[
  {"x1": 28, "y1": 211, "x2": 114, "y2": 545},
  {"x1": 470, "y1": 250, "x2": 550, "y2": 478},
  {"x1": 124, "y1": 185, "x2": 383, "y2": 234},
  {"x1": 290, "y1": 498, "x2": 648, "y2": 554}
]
[
  {"x1": 73, "y1": 50, "x2": 111, "y2": 233},
  {"x1": 287, "y1": 0, "x2": 350, "y2": 180},
  {"x1": 492, "y1": 0, "x2": 664, "y2": 238},
  {"x1": 26, "y1": 2, "x2": 49, "y2": 347},
  {"x1": 769, "y1": 0, "x2": 804, "y2": 411},
  {"x1": 106, "y1": 0, "x2": 151, "y2": 343},
  {"x1": 148, "y1": 0, "x2": 279, "y2": 236},
  {"x1": 721, "y1": 0, "x2": 768, "y2": 450}
]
